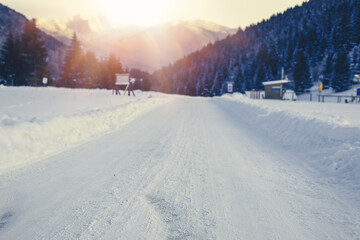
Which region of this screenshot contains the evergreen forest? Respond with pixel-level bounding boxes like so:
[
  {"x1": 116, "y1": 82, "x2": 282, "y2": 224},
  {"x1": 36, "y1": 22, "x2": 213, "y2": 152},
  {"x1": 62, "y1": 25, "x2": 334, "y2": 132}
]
[{"x1": 151, "y1": 0, "x2": 360, "y2": 95}]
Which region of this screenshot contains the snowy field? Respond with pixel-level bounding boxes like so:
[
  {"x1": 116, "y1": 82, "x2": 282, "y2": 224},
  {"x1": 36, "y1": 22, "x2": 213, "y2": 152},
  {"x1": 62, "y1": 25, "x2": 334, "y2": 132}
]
[
  {"x1": 1, "y1": 87, "x2": 360, "y2": 239},
  {"x1": 0, "y1": 87, "x2": 172, "y2": 174}
]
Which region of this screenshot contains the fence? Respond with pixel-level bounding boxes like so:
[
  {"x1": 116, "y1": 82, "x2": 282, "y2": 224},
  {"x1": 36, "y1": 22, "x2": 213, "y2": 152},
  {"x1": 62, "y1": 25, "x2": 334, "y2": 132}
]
[
  {"x1": 250, "y1": 90, "x2": 261, "y2": 99},
  {"x1": 316, "y1": 94, "x2": 360, "y2": 103}
]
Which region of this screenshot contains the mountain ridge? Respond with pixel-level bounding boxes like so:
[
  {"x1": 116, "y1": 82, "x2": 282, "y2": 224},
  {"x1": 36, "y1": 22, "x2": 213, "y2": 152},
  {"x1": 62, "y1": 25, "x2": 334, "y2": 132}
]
[
  {"x1": 37, "y1": 15, "x2": 237, "y2": 71},
  {"x1": 0, "y1": 3, "x2": 66, "y2": 79}
]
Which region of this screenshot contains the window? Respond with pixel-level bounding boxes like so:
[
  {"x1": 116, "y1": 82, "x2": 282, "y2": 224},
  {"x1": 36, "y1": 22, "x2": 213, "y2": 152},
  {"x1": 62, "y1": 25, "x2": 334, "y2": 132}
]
[{"x1": 272, "y1": 87, "x2": 280, "y2": 93}]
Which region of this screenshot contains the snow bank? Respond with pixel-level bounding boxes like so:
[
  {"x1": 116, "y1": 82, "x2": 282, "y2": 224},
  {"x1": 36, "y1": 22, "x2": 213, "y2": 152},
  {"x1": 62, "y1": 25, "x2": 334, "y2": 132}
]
[
  {"x1": 0, "y1": 87, "x2": 172, "y2": 174},
  {"x1": 217, "y1": 93, "x2": 360, "y2": 182}
]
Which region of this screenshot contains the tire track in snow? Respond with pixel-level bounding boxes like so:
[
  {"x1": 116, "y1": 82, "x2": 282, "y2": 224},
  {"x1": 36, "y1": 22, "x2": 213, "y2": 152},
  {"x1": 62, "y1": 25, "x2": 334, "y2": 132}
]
[
  {"x1": 141, "y1": 99, "x2": 217, "y2": 240},
  {"x1": 0, "y1": 211, "x2": 14, "y2": 230}
]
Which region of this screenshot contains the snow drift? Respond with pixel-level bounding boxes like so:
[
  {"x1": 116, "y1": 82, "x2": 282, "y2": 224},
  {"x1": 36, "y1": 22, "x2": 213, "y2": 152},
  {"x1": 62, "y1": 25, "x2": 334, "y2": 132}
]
[
  {"x1": 0, "y1": 87, "x2": 172, "y2": 174},
  {"x1": 1, "y1": 87, "x2": 359, "y2": 185},
  {"x1": 217, "y1": 93, "x2": 360, "y2": 182}
]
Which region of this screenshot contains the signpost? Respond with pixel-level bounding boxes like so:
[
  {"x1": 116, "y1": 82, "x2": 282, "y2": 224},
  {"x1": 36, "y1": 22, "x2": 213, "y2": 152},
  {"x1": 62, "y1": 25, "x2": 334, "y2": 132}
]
[
  {"x1": 227, "y1": 82, "x2": 233, "y2": 93},
  {"x1": 42, "y1": 77, "x2": 48, "y2": 87},
  {"x1": 113, "y1": 73, "x2": 135, "y2": 96}
]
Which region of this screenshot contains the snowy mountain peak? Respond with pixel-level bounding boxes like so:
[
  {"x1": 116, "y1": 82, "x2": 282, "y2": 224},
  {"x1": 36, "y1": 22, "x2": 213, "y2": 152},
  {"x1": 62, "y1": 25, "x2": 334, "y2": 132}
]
[{"x1": 37, "y1": 15, "x2": 237, "y2": 71}]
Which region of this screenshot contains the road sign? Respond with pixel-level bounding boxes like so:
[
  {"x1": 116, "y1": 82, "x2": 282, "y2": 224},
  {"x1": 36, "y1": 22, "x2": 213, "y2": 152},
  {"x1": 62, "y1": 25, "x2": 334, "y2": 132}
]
[{"x1": 227, "y1": 82, "x2": 233, "y2": 93}]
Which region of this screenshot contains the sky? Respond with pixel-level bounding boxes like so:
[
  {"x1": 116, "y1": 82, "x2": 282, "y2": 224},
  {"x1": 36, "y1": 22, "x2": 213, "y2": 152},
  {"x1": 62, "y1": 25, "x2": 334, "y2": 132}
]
[{"x1": 1, "y1": 0, "x2": 307, "y2": 28}]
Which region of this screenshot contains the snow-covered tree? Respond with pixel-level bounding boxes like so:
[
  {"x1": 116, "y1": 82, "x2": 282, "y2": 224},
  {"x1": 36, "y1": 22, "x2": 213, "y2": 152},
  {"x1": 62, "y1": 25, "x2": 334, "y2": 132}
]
[
  {"x1": 60, "y1": 33, "x2": 84, "y2": 88},
  {"x1": 107, "y1": 54, "x2": 123, "y2": 89},
  {"x1": 321, "y1": 53, "x2": 333, "y2": 89},
  {"x1": 331, "y1": 50, "x2": 351, "y2": 92},
  {"x1": 21, "y1": 19, "x2": 48, "y2": 86},
  {"x1": 293, "y1": 50, "x2": 311, "y2": 93},
  {"x1": 0, "y1": 30, "x2": 24, "y2": 86}
]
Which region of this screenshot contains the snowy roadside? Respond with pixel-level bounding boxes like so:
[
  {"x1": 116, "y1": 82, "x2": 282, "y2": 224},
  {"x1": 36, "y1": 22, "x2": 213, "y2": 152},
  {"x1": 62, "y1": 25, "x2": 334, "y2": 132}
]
[
  {"x1": 217, "y1": 93, "x2": 360, "y2": 184},
  {"x1": 0, "y1": 87, "x2": 173, "y2": 175}
]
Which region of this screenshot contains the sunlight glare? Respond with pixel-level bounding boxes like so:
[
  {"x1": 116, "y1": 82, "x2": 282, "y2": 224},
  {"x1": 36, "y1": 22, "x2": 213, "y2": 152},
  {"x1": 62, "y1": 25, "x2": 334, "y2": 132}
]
[{"x1": 100, "y1": 0, "x2": 171, "y2": 26}]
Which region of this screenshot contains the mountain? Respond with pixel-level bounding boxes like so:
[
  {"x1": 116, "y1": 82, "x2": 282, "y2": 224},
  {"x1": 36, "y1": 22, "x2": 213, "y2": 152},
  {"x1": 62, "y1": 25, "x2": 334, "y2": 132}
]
[
  {"x1": 114, "y1": 20, "x2": 236, "y2": 71},
  {"x1": 151, "y1": 0, "x2": 360, "y2": 96},
  {"x1": 0, "y1": 4, "x2": 28, "y2": 45},
  {"x1": 37, "y1": 15, "x2": 144, "y2": 45},
  {"x1": 37, "y1": 16, "x2": 236, "y2": 71},
  {"x1": 0, "y1": 3, "x2": 66, "y2": 79}
]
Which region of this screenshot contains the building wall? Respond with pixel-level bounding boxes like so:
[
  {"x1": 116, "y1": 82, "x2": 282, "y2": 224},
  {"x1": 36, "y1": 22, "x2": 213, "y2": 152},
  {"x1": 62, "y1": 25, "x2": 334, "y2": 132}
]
[{"x1": 264, "y1": 84, "x2": 283, "y2": 99}]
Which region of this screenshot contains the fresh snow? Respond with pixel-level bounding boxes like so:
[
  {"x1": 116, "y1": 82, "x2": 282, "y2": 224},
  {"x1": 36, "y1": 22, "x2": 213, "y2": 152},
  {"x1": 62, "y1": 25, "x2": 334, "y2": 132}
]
[
  {"x1": 0, "y1": 87, "x2": 360, "y2": 239},
  {"x1": 221, "y1": 93, "x2": 360, "y2": 184},
  {"x1": 0, "y1": 87, "x2": 172, "y2": 174}
]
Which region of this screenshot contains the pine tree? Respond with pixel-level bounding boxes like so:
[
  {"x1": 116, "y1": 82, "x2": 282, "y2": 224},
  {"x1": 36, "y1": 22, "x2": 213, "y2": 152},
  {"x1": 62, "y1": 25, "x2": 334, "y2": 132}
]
[
  {"x1": 355, "y1": 45, "x2": 360, "y2": 77},
  {"x1": 233, "y1": 67, "x2": 244, "y2": 92},
  {"x1": 293, "y1": 50, "x2": 312, "y2": 93},
  {"x1": 331, "y1": 2, "x2": 351, "y2": 51},
  {"x1": 351, "y1": 0, "x2": 360, "y2": 45},
  {"x1": 107, "y1": 54, "x2": 123, "y2": 89},
  {"x1": 286, "y1": 34, "x2": 295, "y2": 70},
  {"x1": 268, "y1": 44, "x2": 279, "y2": 78},
  {"x1": 321, "y1": 53, "x2": 333, "y2": 89},
  {"x1": 331, "y1": 49, "x2": 351, "y2": 92},
  {"x1": 0, "y1": 30, "x2": 24, "y2": 86},
  {"x1": 60, "y1": 33, "x2": 84, "y2": 88},
  {"x1": 82, "y1": 51, "x2": 100, "y2": 88},
  {"x1": 97, "y1": 61, "x2": 110, "y2": 89},
  {"x1": 211, "y1": 71, "x2": 222, "y2": 96},
  {"x1": 349, "y1": 46, "x2": 360, "y2": 82},
  {"x1": 22, "y1": 19, "x2": 48, "y2": 86},
  {"x1": 255, "y1": 63, "x2": 266, "y2": 90}
]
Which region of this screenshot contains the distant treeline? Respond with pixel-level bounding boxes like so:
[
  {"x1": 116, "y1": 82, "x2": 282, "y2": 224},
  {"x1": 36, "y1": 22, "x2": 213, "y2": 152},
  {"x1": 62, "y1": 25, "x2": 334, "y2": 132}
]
[
  {"x1": 150, "y1": 0, "x2": 360, "y2": 95},
  {"x1": 57, "y1": 33, "x2": 124, "y2": 89},
  {"x1": 0, "y1": 20, "x2": 151, "y2": 90}
]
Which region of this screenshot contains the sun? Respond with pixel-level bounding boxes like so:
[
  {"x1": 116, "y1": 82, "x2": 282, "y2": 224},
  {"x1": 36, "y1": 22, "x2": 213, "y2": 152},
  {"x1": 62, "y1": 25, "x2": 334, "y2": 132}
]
[{"x1": 99, "y1": 0, "x2": 172, "y2": 26}]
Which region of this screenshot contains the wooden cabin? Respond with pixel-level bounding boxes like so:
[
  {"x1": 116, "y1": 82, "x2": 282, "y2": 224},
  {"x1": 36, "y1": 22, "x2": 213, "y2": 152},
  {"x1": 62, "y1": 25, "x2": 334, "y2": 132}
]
[{"x1": 262, "y1": 80, "x2": 291, "y2": 100}]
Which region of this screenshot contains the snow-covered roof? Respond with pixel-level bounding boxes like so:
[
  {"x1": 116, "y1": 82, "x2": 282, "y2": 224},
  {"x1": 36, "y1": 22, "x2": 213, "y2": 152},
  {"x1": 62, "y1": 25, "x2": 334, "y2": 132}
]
[{"x1": 262, "y1": 80, "x2": 291, "y2": 86}]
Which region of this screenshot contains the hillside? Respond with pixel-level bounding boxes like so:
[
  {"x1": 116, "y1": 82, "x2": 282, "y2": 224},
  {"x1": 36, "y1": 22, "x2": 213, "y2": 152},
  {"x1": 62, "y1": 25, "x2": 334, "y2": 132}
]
[
  {"x1": 0, "y1": 4, "x2": 28, "y2": 45},
  {"x1": 151, "y1": 0, "x2": 360, "y2": 96},
  {"x1": 37, "y1": 16, "x2": 236, "y2": 71},
  {"x1": 0, "y1": 4, "x2": 66, "y2": 79}
]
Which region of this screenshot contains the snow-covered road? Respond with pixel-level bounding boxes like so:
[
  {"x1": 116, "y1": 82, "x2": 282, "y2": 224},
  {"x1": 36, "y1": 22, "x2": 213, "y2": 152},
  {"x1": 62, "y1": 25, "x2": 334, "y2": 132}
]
[{"x1": 1, "y1": 97, "x2": 359, "y2": 239}]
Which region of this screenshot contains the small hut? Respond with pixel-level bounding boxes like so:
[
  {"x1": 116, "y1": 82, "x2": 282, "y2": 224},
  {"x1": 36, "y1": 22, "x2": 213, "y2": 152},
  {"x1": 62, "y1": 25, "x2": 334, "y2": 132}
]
[{"x1": 262, "y1": 80, "x2": 291, "y2": 100}]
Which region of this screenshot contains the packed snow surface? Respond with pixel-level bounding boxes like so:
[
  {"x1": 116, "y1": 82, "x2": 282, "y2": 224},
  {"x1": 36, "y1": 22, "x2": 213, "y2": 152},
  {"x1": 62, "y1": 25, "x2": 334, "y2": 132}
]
[{"x1": 0, "y1": 87, "x2": 360, "y2": 239}]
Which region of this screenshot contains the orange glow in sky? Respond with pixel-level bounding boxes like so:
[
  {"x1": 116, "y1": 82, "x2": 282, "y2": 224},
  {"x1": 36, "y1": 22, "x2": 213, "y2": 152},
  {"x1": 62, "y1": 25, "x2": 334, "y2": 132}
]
[
  {"x1": 99, "y1": 0, "x2": 172, "y2": 26},
  {"x1": 1, "y1": 0, "x2": 307, "y2": 28}
]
